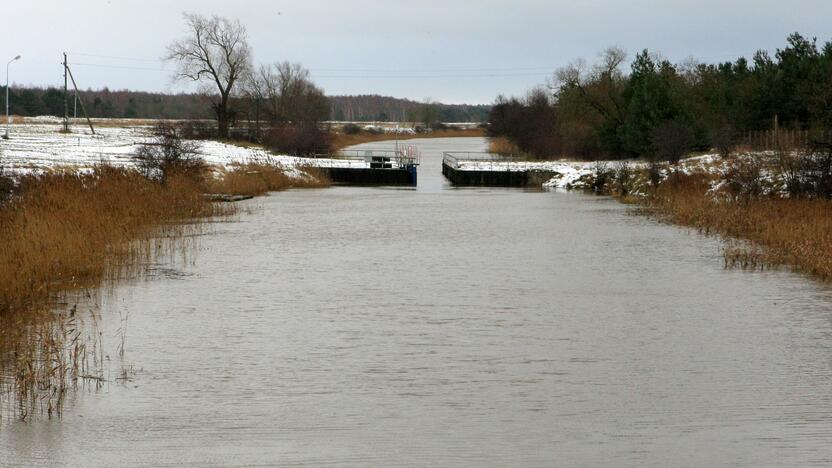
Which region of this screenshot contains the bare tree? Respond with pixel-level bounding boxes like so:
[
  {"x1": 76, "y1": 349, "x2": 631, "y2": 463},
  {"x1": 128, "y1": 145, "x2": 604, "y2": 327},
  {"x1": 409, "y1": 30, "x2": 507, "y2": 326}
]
[
  {"x1": 242, "y1": 65, "x2": 270, "y2": 139},
  {"x1": 249, "y1": 62, "x2": 328, "y2": 127},
  {"x1": 166, "y1": 13, "x2": 252, "y2": 138},
  {"x1": 133, "y1": 122, "x2": 205, "y2": 183},
  {"x1": 551, "y1": 46, "x2": 627, "y2": 125}
]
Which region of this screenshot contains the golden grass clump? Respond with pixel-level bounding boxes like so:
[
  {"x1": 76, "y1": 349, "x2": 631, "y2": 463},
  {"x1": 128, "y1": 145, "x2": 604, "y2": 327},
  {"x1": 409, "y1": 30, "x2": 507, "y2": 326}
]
[
  {"x1": 648, "y1": 172, "x2": 832, "y2": 280},
  {"x1": 207, "y1": 163, "x2": 330, "y2": 196},
  {"x1": 487, "y1": 136, "x2": 523, "y2": 156},
  {"x1": 0, "y1": 165, "x2": 230, "y2": 420},
  {"x1": 0, "y1": 161, "x2": 328, "y2": 420}
]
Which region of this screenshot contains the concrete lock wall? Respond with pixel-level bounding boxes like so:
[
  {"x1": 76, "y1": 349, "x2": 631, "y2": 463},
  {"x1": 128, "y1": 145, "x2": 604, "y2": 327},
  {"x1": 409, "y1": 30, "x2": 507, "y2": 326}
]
[
  {"x1": 323, "y1": 167, "x2": 416, "y2": 186},
  {"x1": 442, "y1": 163, "x2": 556, "y2": 187}
]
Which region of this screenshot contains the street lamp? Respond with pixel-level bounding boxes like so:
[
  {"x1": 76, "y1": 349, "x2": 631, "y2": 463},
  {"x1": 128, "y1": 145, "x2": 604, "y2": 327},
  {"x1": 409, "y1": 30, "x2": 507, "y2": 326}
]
[{"x1": 4, "y1": 55, "x2": 21, "y2": 140}]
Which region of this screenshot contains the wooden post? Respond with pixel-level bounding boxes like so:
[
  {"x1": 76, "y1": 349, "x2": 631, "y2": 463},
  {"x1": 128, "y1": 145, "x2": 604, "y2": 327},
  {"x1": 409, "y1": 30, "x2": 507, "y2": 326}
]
[{"x1": 65, "y1": 65, "x2": 95, "y2": 135}]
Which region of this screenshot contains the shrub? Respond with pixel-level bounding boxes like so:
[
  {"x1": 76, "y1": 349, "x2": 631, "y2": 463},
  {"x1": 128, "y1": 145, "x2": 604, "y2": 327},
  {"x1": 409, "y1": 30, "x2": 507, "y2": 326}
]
[
  {"x1": 591, "y1": 162, "x2": 612, "y2": 193},
  {"x1": 724, "y1": 156, "x2": 765, "y2": 199},
  {"x1": 647, "y1": 162, "x2": 663, "y2": 188},
  {"x1": 0, "y1": 167, "x2": 13, "y2": 205},
  {"x1": 613, "y1": 161, "x2": 632, "y2": 196},
  {"x1": 133, "y1": 122, "x2": 206, "y2": 184},
  {"x1": 651, "y1": 120, "x2": 695, "y2": 163},
  {"x1": 342, "y1": 123, "x2": 362, "y2": 135},
  {"x1": 711, "y1": 124, "x2": 737, "y2": 159},
  {"x1": 262, "y1": 125, "x2": 333, "y2": 156},
  {"x1": 178, "y1": 120, "x2": 217, "y2": 140}
]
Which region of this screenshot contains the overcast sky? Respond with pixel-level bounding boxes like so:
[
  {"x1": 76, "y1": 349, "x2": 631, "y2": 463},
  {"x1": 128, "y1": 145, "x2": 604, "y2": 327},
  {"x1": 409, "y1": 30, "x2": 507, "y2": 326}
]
[{"x1": 5, "y1": 0, "x2": 832, "y2": 104}]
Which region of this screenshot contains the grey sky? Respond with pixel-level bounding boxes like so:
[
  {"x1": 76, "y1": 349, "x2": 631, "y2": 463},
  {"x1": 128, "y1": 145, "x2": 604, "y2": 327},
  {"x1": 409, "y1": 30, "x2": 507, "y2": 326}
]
[{"x1": 5, "y1": 0, "x2": 832, "y2": 104}]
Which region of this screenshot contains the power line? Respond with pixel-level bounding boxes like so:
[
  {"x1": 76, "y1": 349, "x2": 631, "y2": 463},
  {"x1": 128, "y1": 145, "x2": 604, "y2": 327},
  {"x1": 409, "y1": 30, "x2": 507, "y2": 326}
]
[
  {"x1": 67, "y1": 51, "x2": 556, "y2": 74},
  {"x1": 310, "y1": 66, "x2": 556, "y2": 73},
  {"x1": 68, "y1": 62, "x2": 172, "y2": 72},
  {"x1": 69, "y1": 52, "x2": 164, "y2": 63},
  {"x1": 311, "y1": 72, "x2": 551, "y2": 79},
  {"x1": 68, "y1": 61, "x2": 549, "y2": 78}
]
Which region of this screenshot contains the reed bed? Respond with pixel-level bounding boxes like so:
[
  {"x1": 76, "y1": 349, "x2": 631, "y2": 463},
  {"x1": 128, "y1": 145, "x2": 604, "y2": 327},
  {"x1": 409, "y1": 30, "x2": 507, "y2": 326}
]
[
  {"x1": 206, "y1": 162, "x2": 330, "y2": 196},
  {"x1": 487, "y1": 136, "x2": 523, "y2": 156},
  {"x1": 0, "y1": 166, "x2": 228, "y2": 420},
  {"x1": 0, "y1": 160, "x2": 329, "y2": 420},
  {"x1": 647, "y1": 173, "x2": 832, "y2": 280},
  {"x1": 0, "y1": 167, "x2": 221, "y2": 313}
]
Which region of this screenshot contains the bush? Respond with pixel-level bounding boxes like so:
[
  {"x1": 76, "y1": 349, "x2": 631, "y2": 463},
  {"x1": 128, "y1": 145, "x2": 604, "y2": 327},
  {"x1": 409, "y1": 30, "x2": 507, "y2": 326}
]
[
  {"x1": 178, "y1": 120, "x2": 217, "y2": 140},
  {"x1": 591, "y1": 162, "x2": 612, "y2": 193},
  {"x1": 262, "y1": 125, "x2": 333, "y2": 156},
  {"x1": 342, "y1": 123, "x2": 361, "y2": 135},
  {"x1": 651, "y1": 120, "x2": 695, "y2": 163},
  {"x1": 133, "y1": 122, "x2": 206, "y2": 183},
  {"x1": 0, "y1": 168, "x2": 14, "y2": 205},
  {"x1": 724, "y1": 156, "x2": 765, "y2": 199},
  {"x1": 647, "y1": 162, "x2": 663, "y2": 188},
  {"x1": 778, "y1": 142, "x2": 832, "y2": 199},
  {"x1": 710, "y1": 125, "x2": 737, "y2": 159},
  {"x1": 613, "y1": 161, "x2": 632, "y2": 196}
]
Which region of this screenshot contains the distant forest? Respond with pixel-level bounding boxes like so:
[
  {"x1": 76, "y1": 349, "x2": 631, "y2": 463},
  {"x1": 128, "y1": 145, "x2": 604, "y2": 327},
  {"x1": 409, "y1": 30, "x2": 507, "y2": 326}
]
[
  {"x1": 0, "y1": 87, "x2": 490, "y2": 123},
  {"x1": 329, "y1": 95, "x2": 489, "y2": 123}
]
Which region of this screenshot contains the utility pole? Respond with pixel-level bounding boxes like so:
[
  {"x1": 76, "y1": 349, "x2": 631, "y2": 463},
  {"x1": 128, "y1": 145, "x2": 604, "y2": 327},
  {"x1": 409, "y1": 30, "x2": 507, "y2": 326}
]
[
  {"x1": 5, "y1": 55, "x2": 21, "y2": 140},
  {"x1": 64, "y1": 64, "x2": 95, "y2": 135},
  {"x1": 63, "y1": 52, "x2": 69, "y2": 132}
]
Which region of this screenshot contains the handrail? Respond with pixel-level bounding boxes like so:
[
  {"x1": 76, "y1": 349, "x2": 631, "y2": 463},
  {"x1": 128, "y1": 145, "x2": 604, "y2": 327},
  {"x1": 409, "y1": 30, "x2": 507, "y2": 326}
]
[{"x1": 442, "y1": 152, "x2": 552, "y2": 172}]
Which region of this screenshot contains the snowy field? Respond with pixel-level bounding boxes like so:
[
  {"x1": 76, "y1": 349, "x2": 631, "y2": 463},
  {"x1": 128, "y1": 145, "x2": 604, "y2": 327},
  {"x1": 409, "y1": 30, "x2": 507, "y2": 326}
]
[
  {"x1": 0, "y1": 119, "x2": 370, "y2": 177},
  {"x1": 2, "y1": 119, "x2": 751, "y2": 192}
]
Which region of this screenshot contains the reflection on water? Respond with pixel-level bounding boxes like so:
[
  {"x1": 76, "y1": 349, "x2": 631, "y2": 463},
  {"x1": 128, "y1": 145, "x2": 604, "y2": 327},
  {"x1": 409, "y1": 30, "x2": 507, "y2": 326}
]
[{"x1": 3, "y1": 138, "x2": 832, "y2": 466}]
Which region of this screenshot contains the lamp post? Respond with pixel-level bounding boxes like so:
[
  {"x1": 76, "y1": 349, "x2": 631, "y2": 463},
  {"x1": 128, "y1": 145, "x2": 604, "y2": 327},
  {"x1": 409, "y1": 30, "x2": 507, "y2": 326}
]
[{"x1": 4, "y1": 55, "x2": 21, "y2": 140}]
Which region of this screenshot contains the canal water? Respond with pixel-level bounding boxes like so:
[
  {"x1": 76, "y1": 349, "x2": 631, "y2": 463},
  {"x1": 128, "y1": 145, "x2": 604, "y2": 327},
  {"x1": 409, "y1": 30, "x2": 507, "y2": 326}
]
[{"x1": 3, "y1": 137, "x2": 832, "y2": 466}]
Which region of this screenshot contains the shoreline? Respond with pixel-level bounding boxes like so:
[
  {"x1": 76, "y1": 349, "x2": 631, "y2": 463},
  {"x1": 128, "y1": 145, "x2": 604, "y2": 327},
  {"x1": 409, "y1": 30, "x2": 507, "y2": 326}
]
[{"x1": 444, "y1": 151, "x2": 832, "y2": 283}]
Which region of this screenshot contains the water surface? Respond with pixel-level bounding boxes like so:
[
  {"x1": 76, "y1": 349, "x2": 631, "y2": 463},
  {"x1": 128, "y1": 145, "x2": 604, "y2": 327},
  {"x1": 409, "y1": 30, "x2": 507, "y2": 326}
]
[{"x1": 3, "y1": 137, "x2": 832, "y2": 466}]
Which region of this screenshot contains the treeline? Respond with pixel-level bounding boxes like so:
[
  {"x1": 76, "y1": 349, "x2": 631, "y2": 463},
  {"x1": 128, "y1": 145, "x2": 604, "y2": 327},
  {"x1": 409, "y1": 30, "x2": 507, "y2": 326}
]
[
  {"x1": 0, "y1": 86, "x2": 489, "y2": 123},
  {"x1": 330, "y1": 95, "x2": 490, "y2": 122},
  {"x1": 489, "y1": 33, "x2": 832, "y2": 160},
  {"x1": 0, "y1": 87, "x2": 214, "y2": 120}
]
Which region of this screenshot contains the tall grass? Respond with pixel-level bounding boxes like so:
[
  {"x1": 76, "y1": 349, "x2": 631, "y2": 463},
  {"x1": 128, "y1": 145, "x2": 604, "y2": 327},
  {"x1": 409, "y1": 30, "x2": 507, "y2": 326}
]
[
  {"x1": 648, "y1": 172, "x2": 832, "y2": 280},
  {"x1": 0, "y1": 161, "x2": 330, "y2": 419},
  {"x1": 0, "y1": 166, "x2": 227, "y2": 420},
  {"x1": 0, "y1": 167, "x2": 222, "y2": 314},
  {"x1": 487, "y1": 137, "x2": 524, "y2": 156},
  {"x1": 206, "y1": 162, "x2": 330, "y2": 196}
]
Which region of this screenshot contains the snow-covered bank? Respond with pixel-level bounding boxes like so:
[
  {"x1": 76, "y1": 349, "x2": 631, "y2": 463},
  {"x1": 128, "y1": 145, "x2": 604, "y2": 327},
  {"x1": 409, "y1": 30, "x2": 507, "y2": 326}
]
[
  {"x1": 450, "y1": 153, "x2": 748, "y2": 192},
  {"x1": 0, "y1": 122, "x2": 368, "y2": 178}
]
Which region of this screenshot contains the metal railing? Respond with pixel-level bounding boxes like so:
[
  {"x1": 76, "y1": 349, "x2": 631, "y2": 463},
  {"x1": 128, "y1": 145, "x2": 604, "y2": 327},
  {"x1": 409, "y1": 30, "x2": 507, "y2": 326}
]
[
  {"x1": 305, "y1": 148, "x2": 420, "y2": 169},
  {"x1": 443, "y1": 152, "x2": 544, "y2": 172}
]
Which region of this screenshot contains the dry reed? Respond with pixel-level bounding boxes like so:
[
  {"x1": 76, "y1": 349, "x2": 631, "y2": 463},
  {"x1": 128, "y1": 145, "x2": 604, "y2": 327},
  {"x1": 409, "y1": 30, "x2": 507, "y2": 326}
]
[
  {"x1": 647, "y1": 173, "x2": 832, "y2": 280},
  {"x1": 0, "y1": 166, "x2": 222, "y2": 313},
  {"x1": 487, "y1": 136, "x2": 523, "y2": 156},
  {"x1": 206, "y1": 162, "x2": 330, "y2": 196},
  {"x1": 0, "y1": 166, "x2": 231, "y2": 420}
]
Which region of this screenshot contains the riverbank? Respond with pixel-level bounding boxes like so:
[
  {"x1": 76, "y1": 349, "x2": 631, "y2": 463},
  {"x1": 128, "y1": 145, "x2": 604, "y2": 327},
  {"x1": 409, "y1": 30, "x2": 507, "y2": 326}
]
[
  {"x1": 0, "y1": 165, "x2": 328, "y2": 420},
  {"x1": 6, "y1": 134, "x2": 831, "y2": 465},
  {"x1": 0, "y1": 124, "x2": 330, "y2": 419},
  {"x1": 444, "y1": 148, "x2": 832, "y2": 282},
  {"x1": 565, "y1": 154, "x2": 832, "y2": 281},
  {"x1": 645, "y1": 172, "x2": 832, "y2": 281}
]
